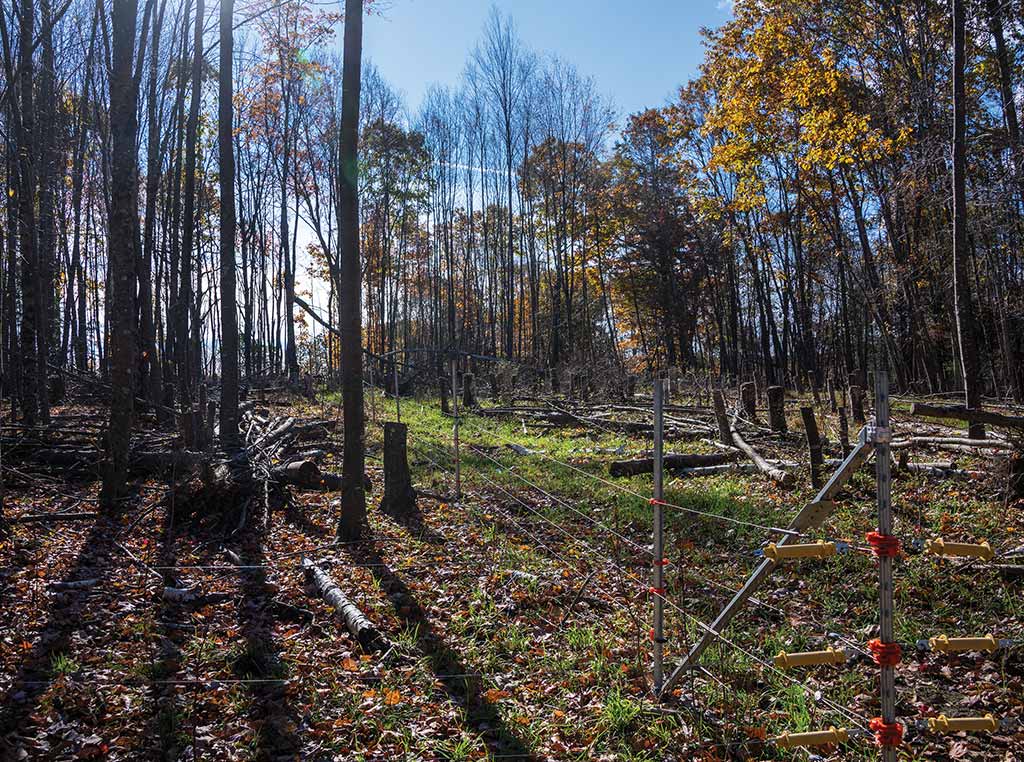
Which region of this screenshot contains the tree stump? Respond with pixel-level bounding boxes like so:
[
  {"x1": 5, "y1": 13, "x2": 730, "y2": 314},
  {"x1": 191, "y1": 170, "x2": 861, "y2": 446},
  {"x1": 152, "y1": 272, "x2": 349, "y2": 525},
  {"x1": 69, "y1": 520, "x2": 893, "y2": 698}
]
[
  {"x1": 849, "y1": 385, "x2": 865, "y2": 424},
  {"x1": 740, "y1": 382, "x2": 758, "y2": 421},
  {"x1": 800, "y1": 406, "x2": 824, "y2": 488},
  {"x1": 380, "y1": 422, "x2": 417, "y2": 518},
  {"x1": 462, "y1": 373, "x2": 476, "y2": 409},
  {"x1": 827, "y1": 377, "x2": 838, "y2": 412},
  {"x1": 439, "y1": 371, "x2": 450, "y2": 415},
  {"x1": 712, "y1": 389, "x2": 732, "y2": 446},
  {"x1": 767, "y1": 385, "x2": 787, "y2": 432}
]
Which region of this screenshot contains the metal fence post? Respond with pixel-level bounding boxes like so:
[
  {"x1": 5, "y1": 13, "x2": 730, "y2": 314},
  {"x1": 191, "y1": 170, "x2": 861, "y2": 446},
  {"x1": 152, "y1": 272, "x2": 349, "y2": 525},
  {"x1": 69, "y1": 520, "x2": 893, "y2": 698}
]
[
  {"x1": 874, "y1": 369, "x2": 897, "y2": 762},
  {"x1": 652, "y1": 378, "x2": 666, "y2": 694},
  {"x1": 452, "y1": 357, "x2": 461, "y2": 501}
]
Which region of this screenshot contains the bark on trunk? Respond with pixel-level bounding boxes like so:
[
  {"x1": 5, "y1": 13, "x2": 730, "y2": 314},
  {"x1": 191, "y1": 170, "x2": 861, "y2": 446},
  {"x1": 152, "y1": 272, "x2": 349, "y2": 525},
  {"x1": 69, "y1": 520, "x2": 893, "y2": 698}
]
[
  {"x1": 101, "y1": 0, "x2": 141, "y2": 507},
  {"x1": 800, "y1": 406, "x2": 824, "y2": 489},
  {"x1": 952, "y1": 0, "x2": 985, "y2": 439},
  {"x1": 712, "y1": 389, "x2": 731, "y2": 445},
  {"x1": 302, "y1": 559, "x2": 386, "y2": 652},
  {"x1": 609, "y1": 450, "x2": 739, "y2": 477},
  {"x1": 380, "y1": 422, "x2": 418, "y2": 517},
  {"x1": 336, "y1": 0, "x2": 367, "y2": 540},
  {"x1": 767, "y1": 386, "x2": 787, "y2": 433},
  {"x1": 730, "y1": 419, "x2": 794, "y2": 485},
  {"x1": 740, "y1": 382, "x2": 757, "y2": 421},
  {"x1": 909, "y1": 402, "x2": 1024, "y2": 433},
  {"x1": 218, "y1": 0, "x2": 239, "y2": 447}
]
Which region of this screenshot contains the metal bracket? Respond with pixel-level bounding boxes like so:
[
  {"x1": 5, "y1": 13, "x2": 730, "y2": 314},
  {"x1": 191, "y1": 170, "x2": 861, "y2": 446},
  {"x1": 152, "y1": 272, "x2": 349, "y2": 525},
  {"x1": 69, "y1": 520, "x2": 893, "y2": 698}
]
[
  {"x1": 866, "y1": 424, "x2": 891, "y2": 444},
  {"x1": 796, "y1": 500, "x2": 836, "y2": 532},
  {"x1": 658, "y1": 437, "x2": 876, "y2": 696}
]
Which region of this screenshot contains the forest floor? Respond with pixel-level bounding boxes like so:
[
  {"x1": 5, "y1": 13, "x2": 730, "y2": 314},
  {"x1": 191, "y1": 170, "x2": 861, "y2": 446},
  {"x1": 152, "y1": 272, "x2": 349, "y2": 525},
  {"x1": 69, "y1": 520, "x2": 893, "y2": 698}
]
[{"x1": 1, "y1": 388, "x2": 1023, "y2": 761}]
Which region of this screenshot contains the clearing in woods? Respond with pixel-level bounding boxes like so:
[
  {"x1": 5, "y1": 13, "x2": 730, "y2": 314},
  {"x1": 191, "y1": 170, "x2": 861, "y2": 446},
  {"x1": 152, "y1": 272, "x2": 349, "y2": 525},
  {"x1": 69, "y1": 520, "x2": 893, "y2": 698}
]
[{"x1": 1, "y1": 383, "x2": 1021, "y2": 760}]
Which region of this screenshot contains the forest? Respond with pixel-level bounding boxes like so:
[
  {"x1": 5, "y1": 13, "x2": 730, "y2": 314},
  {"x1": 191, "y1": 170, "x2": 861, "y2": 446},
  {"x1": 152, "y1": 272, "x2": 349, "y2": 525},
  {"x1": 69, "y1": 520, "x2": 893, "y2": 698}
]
[{"x1": 1, "y1": 0, "x2": 1023, "y2": 759}]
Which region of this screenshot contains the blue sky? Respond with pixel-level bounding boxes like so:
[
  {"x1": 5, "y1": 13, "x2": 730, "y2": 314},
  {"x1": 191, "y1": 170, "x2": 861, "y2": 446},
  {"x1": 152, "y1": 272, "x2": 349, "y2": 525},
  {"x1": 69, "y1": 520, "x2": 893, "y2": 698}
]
[{"x1": 362, "y1": 0, "x2": 733, "y2": 120}]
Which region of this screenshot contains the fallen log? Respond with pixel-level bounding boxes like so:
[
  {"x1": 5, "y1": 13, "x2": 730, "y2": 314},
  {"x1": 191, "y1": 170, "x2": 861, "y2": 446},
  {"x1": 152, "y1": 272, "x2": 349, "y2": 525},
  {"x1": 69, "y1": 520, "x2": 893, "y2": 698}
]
[
  {"x1": 609, "y1": 451, "x2": 739, "y2": 477},
  {"x1": 302, "y1": 559, "x2": 387, "y2": 652},
  {"x1": 730, "y1": 419, "x2": 794, "y2": 486},
  {"x1": 890, "y1": 436, "x2": 1014, "y2": 452},
  {"x1": 899, "y1": 462, "x2": 981, "y2": 478},
  {"x1": 909, "y1": 403, "x2": 1024, "y2": 433},
  {"x1": 674, "y1": 463, "x2": 762, "y2": 477},
  {"x1": 271, "y1": 459, "x2": 342, "y2": 491}
]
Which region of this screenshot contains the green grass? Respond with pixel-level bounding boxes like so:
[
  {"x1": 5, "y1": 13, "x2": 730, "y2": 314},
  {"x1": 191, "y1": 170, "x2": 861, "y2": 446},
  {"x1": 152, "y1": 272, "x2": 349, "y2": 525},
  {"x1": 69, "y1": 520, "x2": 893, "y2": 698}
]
[
  {"x1": 50, "y1": 651, "x2": 79, "y2": 676},
  {"x1": 321, "y1": 387, "x2": 1022, "y2": 760}
]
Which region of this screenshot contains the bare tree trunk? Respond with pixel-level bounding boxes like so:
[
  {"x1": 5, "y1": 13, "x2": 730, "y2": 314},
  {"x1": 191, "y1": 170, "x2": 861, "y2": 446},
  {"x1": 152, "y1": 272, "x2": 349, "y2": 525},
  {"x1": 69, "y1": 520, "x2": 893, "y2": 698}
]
[
  {"x1": 140, "y1": 0, "x2": 167, "y2": 410},
  {"x1": 36, "y1": 0, "x2": 55, "y2": 419},
  {"x1": 336, "y1": 0, "x2": 366, "y2": 540},
  {"x1": 177, "y1": 0, "x2": 203, "y2": 416},
  {"x1": 218, "y1": 0, "x2": 239, "y2": 447},
  {"x1": 984, "y1": 0, "x2": 1023, "y2": 402},
  {"x1": 101, "y1": 0, "x2": 140, "y2": 506},
  {"x1": 952, "y1": 0, "x2": 985, "y2": 439},
  {"x1": 16, "y1": 0, "x2": 38, "y2": 426}
]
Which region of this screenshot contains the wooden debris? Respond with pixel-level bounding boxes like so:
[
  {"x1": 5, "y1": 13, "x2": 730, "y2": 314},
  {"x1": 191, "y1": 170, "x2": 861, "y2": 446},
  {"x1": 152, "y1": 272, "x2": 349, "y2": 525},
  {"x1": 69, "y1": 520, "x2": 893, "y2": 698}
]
[
  {"x1": 379, "y1": 422, "x2": 418, "y2": 518},
  {"x1": 740, "y1": 382, "x2": 758, "y2": 421},
  {"x1": 302, "y1": 559, "x2": 388, "y2": 652},
  {"x1": 730, "y1": 419, "x2": 794, "y2": 486},
  {"x1": 909, "y1": 402, "x2": 1024, "y2": 433},
  {"x1": 800, "y1": 406, "x2": 824, "y2": 488},
  {"x1": 712, "y1": 389, "x2": 732, "y2": 445},
  {"x1": 609, "y1": 451, "x2": 739, "y2": 477},
  {"x1": 767, "y1": 386, "x2": 787, "y2": 432}
]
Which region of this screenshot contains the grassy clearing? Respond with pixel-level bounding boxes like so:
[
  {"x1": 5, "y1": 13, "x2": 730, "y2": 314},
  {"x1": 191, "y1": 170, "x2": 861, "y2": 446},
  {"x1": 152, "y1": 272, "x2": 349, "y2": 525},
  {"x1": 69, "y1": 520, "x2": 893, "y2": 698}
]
[
  {"x1": 354, "y1": 389, "x2": 1023, "y2": 759},
  {"x1": 1, "y1": 391, "x2": 1020, "y2": 760}
]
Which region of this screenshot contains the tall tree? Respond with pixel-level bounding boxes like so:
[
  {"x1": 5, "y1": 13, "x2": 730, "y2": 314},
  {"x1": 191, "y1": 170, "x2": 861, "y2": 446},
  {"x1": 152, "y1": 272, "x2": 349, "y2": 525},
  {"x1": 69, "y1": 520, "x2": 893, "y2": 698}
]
[
  {"x1": 337, "y1": 0, "x2": 366, "y2": 539},
  {"x1": 36, "y1": 0, "x2": 55, "y2": 421},
  {"x1": 219, "y1": 0, "x2": 239, "y2": 446},
  {"x1": 15, "y1": 0, "x2": 39, "y2": 426},
  {"x1": 177, "y1": 0, "x2": 203, "y2": 416},
  {"x1": 952, "y1": 0, "x2": 984, "y2": 438},
  {"x1": 102, "y1": 0, "x2": 141, "y2": 505},
  {"x1": 140, "y1": 0, "x2": 169, "y2": 410}
]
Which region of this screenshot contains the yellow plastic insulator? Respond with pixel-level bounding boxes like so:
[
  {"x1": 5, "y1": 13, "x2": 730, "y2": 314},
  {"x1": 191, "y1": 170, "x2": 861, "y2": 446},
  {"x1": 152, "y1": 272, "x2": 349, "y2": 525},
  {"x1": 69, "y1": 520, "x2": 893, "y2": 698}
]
[
  {"x1": 764, "y1": 541, "x2": 837, "y2": 562},
  {"x1": 924, "y1": 539, "x2": 994, "y2": 561},
  {"x1": 774, "y1": 647, "x2": 847, "y2": 669},
  {"x1": 773, "y1": 727, "x2": 849, "y2": 749},
  {"x1": 929, "y1": 634, "x2": 999, "y2": 654},
  {"x1": 927, "y1": 714, "x2": 999, "y2": 734}
]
